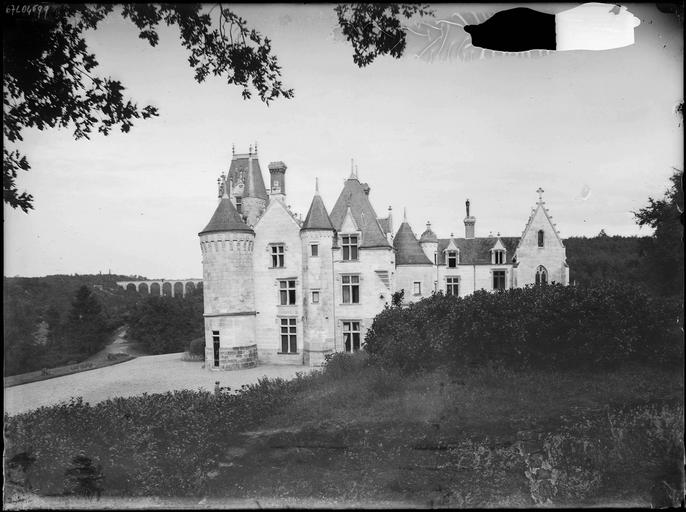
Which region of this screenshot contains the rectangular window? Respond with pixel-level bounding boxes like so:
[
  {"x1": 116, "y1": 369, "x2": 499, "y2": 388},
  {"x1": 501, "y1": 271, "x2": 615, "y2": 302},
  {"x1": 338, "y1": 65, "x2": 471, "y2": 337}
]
[
  {"x1": 494, "y1": 250, "x2": 504, "y2": 264},
  {"x1": 342, "y1": 235, "x2": 359, "y2": 261},
  {"x1": 311, "y1": 291, "x2": 320, "y2": 304},
  {"x1": 280, "y1": 318, "x2": 297, "y2": 353},
  {"x1": 341, "y1": 275, "x2": 360, "y2": 304},
  {"x1": 447, "y1": 251, "x2": 458, "y2": 268},
  {"x1": 310, "y1": 244, "x2": 319, "y2": 257},
  {"x1": 279, "y1": 279, "x2": 296, "y2": 305},
  {"x1": 413, "y1": 282, "x2": 421, "y2": 295},
  {"x1": 271, "y1": 244, "x2": 285, "y2": 268},
  {"x1": 493, "y1": 270, "x2": 506, "y2": 291},
  {"x1": 212, "y1": 330, "x2": 220, "y2": 367},
  {"x1": 343, "y1": 321, "x2": 361, "y2": 352},
  {"x1": 235, "y1": 197, "x2": 242, "y2": 214},
  {"x1": 446, "y1": 277, "x2": 459, "y2": 296}
]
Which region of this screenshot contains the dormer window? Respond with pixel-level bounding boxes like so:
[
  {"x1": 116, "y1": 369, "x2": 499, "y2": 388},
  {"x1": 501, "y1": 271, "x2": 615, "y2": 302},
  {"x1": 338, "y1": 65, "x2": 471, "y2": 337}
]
[
  {"x1": 493, "y1": 250, "x2": 505, "y2": 265},
  {"x1": 538, "y1": 230, "x2": 544, "y2": 247},
  {"x1": 235, "y1": 196, "x2": 242, "y2": 214},
  {"x1": 341, "y1": 235, "x2": 359, "y2": 261},
  {"x1": 447, "y1": 251, "x2": 458, "y2": 268}
]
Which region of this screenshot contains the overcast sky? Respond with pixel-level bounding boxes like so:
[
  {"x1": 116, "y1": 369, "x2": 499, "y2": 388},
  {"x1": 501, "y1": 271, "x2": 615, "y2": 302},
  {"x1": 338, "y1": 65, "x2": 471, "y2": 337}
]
[{"x1": 4, "y1": 3, "x2": 683, "y2": 279}]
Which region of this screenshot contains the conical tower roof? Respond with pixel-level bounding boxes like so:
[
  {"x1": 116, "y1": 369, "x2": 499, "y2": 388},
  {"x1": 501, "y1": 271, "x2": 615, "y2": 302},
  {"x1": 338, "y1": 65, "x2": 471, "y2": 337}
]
[
  {"x1": 302, "y1": 185, "x2": 334, "y2": 231},
  {"x1": 199, "y1": 197, "x2": 253, "y2": 235},
  {"x1": 394, "y1": 222, "x2": 432, "y2": 265}
]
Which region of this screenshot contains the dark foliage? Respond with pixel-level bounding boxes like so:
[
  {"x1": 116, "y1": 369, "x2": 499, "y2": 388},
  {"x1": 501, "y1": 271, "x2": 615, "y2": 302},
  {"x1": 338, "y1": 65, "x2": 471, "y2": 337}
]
[
  {"x1": 335, "y1": 4, "x2": 433, "y2": 66},
  {"x1": 61, "y1": 286, "x2": 109, "y2": 355},
  {"x1": 4, "y1": 373, "x2": 315, "y2": 496},
  {"x1": 565, "y1": 235, "x2": 648, "y2": 288},
  {"x1": 365, "y1": 283, "x2": 683, "y2": 373},
  {"x1": 3, "y1": 274, "x2": 144, "y2": 376},
  {"x1": 633, "y1": 168, "x2": 684, "y2": 298},
  {"x1": 189, "y1": 337, "x2": 206, "y2": 357},
  {"x1": 3, "y1": 4, "x2": 293, "y2": 211},
  {"x1": 128, "y1": 290, "x2": 204, "y2": 354}
]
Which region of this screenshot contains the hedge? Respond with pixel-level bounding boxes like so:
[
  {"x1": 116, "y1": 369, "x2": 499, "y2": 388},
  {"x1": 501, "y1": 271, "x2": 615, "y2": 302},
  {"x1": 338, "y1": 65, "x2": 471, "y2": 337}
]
[{"x1": 364, "y1": 282, "x2": 683, "y2": 373}]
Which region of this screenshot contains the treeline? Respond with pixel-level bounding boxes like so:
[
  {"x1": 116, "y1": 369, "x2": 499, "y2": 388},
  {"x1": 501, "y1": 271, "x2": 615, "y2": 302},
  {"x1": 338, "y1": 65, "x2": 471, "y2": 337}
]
[
  {"x1": 566, "y1": 235, "x2": 647, "y2": 289},
  {"x1": 127, "y1": 289, "x2": 204, "y2": 354},
  {"x1": 3, "y1": 274, "x2": 143, "y2": 376},
  {"x1": 3, "y1": 273, "x2": 206, "y2": 376}
]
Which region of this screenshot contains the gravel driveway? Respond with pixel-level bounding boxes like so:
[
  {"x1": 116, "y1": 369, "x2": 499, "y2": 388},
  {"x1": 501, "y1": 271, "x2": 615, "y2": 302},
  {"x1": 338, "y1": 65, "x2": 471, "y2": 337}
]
[{"x1": 4, "y1": 353, "x2": 317, "y2": 417}]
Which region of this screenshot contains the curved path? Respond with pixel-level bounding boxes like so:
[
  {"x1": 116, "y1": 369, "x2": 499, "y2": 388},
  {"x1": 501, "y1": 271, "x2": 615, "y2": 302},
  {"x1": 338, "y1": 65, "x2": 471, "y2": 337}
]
[{"x1": 4, "y1": 354, "x2": 316, "y2": 417}]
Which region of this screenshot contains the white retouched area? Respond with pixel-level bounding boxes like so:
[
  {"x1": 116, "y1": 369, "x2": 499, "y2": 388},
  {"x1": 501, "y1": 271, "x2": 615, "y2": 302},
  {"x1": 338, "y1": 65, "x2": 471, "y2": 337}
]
[
  {"x1": 556, "y1": 3, "x2": 641, "y2": 51},
  {"x1": 3, "y1": 354, "x2": 315, "y2": 416}
]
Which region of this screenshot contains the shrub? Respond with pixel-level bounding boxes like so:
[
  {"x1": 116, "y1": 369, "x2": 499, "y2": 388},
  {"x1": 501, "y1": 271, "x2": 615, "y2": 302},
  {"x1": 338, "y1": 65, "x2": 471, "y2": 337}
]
[
  {"x1": 365, "y1": 282, "x2": 683, "y2": 372},
  {"x1": 4, "y1": 373, "x2": 318, "y2": 497},
  {"x1": 323, "y1": 351, "x2": 370, "y2": 379},
  {"x1": 189, "y1": 337, "x2": 205, "y2": 357}
]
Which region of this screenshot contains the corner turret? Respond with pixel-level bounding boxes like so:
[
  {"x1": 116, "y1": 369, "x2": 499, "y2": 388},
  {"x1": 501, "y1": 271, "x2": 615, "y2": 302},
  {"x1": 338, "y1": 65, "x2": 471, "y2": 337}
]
[{"x1": 300, "y1": 178, "x2": 336, "y2": 366}]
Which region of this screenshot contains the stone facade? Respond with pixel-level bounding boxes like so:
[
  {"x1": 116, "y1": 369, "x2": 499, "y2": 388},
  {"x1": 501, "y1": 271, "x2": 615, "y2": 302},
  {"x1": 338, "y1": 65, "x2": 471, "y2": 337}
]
[{"x1": 200, "y1": 151, "x2": 569, "y2": 370}]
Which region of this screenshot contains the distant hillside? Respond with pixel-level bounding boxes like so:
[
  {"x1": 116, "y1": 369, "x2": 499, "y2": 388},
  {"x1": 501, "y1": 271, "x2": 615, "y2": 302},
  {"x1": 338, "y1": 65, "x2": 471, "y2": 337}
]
[
  {"x1": 3, "y1": 274, "x2": 148, "y2": 376},
  {"x1": 3, "y1": 273, "x2": 147, "y2": 324},
  {"x1": 565, "y1": 235, "x2": 650, "y2": 290}
]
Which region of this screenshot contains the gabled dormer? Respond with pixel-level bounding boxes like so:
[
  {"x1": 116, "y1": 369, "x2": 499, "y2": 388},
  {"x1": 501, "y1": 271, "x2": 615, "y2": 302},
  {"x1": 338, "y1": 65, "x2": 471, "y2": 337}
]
[
  {"x1": 490, "y1": 237, "x2": 507, "y2": 264},
  {"x1": 443, "y1": 237, "x2": 460, "y2": 267}
]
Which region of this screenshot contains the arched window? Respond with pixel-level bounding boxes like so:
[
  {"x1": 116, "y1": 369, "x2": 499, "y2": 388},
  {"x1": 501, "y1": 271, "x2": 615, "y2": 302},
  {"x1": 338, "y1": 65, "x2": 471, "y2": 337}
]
[
  {"x1": 535, "y1": 265, "x2": 548, "y2": 285},
  {"x1": 537, "y1": 230, "x2": 544, "y2": 247}
]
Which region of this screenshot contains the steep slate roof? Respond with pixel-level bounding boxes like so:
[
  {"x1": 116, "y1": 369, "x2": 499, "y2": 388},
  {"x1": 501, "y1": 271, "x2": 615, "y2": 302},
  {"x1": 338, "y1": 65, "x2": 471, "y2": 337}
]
[
  {"x1": 227, "y1": 154, "x2": 268, "y2": 200},
  {"x1": 329, "y1": 178, "x2": 391, "y2": 248},
  {"x1": 199, "y1": 197, "x2": 253, "y2": 235},
  {"x1": 302, "y1": 193, "x2": 334, "y2": 230},
  {"x1": 394, "y1": 222, "x2": 432, "y2": 265},
  {"x1": 378, "y1": 217, "x2": 392, "y2": 236},
  {"x1": 436, "y1": 237, "x2": 519, "y2": 265}
]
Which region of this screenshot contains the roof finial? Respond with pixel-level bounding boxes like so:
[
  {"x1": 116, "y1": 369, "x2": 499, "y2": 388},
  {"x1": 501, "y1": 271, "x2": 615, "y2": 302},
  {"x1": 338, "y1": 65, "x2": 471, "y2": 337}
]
[
  {"x1": 315, "y1": 177, "x2": 319, "y2": 194},
  {"x1": 350, "y1": 158, "x2": 355, "y2": 179},
  {"x1": 466, "y1": 198, "x2": 471, "y2": 217},
  {"x1": 403, "y1": 207, "x2": 407, "y2": 222},
  {"x1": 232, "y1": 143, "x2": 235, "y2": 156},
  {"x1": 254, "y1": 141, "x2": 258, "y2": 154},
  {"x1": 536, "y1": 187, "x2": 545, "y2": 203},
  {"x1": 249, "y1": 143, "x2": 253, "y2": 155},
  {"x1": 426, "y1": 221, "x2": 431, "y2": 229}
]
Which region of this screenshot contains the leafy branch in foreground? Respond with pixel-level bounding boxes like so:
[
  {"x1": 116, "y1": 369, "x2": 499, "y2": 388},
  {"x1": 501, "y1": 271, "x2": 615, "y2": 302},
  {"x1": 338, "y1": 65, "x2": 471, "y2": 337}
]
[
  {"x1": 335, "y1": 4, "x2": 434, "y2": 67},
  {"x1": 3, "y1": 4, "x2": 293, "y2": 212}
]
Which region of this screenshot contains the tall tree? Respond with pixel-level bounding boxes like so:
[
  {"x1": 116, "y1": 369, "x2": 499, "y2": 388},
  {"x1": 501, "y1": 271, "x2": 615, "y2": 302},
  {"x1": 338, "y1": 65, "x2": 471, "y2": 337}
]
[
  {"x1": 64, "y1": 285, "x2": 108, "y2": 354},
  {"x1": 4, "y1": 4, "x2": 430, "y2": 213},
  {"x1": 633, "y1": 168, "x2": 684, "y2": 297}
]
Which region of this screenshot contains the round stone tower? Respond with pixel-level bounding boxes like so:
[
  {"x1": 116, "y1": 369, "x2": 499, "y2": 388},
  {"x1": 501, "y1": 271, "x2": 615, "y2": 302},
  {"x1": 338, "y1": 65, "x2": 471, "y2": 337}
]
[{"x1": 199, "y1": 191, "x2": 258, "y2": 370}]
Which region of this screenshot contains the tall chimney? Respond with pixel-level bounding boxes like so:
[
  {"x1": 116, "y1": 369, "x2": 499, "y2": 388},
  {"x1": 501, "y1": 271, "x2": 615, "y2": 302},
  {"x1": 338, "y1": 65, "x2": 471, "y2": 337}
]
[
  {"x1": 268, "y1": 161, "x2": 287, "y2": 202},
  {"x1": 464, "y1": 199, "x2": 476, "y2": 239}
]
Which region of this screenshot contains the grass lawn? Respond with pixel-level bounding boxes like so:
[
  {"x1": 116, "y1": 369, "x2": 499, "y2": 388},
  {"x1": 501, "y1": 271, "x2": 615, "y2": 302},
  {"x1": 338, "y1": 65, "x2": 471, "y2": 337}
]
[
  {"x1": 205, "y1": 361, "x2": 684, "y2": 507},
  {"x1": 4, "y1": 358, "x2": 684, "y2": 508}
]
